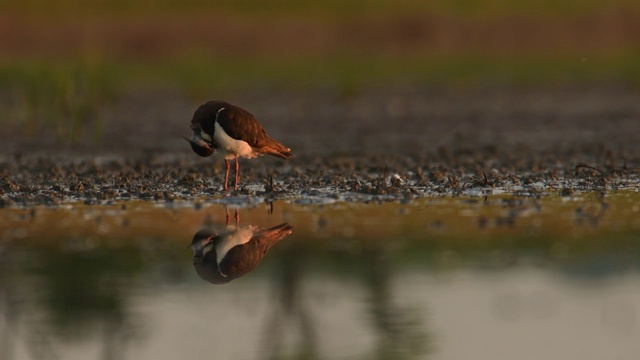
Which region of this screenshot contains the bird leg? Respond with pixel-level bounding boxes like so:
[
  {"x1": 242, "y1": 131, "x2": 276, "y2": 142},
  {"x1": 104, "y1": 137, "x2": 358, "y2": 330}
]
[
  {"x1": 224, "y1": 159, "x2": 230, "y2": 192},
  {"x1": 224, "y1": 206, "x2": 239, "y2": 226},
  {"x1": 234, "y1": 155, "x2": 240, "y2": 190}
]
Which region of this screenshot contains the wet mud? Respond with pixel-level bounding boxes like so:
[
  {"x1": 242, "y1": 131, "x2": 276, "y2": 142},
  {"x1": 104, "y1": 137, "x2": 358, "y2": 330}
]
[
  {"x1": 0, "y1": 149, "x2": 638, "y2": 208},
  {"x1": 1, "y1": 86, "x2": 639, "y2": 207}
]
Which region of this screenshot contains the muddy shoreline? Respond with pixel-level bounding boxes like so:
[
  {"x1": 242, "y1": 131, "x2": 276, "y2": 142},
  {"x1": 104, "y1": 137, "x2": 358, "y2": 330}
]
[
  {"x1": 2, "y1": 86, "x2": 639, "y2": 207},
  {"x1": 1, "y1": 149, "x2": 638, "y2": 208}
]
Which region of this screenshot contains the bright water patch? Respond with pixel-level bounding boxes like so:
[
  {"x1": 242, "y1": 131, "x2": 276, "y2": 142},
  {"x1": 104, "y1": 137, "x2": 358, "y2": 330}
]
[{"x1": 1, "y1": 192, "x2": 640, "y2": 359}]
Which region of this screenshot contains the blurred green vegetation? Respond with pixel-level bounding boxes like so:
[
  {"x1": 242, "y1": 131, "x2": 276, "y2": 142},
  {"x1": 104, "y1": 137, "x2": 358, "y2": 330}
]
[
  {"x1": 4, "y1": 0, "x2": 640, "y2": 17},
  {"x1": 3, "y1": 52, "x2": 640, "y2": 143},
  {"x1": 138, "y1": 52, "x2": 640, "y2": 90},
  {"x1": 3, "y1": 52, "x2": 639, "y2": 111},
  {"x1": 1, "y1": 0, "x2": 639, "y2": 142},
  {"x1": 1, "y1": 60, "x2": 116, "y2": 143},
  {"x1": 32, "y1": 244, "x2": 143, "y2": 339}
]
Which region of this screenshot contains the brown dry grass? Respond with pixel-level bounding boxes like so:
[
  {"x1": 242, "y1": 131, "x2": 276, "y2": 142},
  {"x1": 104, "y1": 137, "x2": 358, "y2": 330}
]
[{"x1": 1, "y1": 8, "x2": 639, "y2": 60}]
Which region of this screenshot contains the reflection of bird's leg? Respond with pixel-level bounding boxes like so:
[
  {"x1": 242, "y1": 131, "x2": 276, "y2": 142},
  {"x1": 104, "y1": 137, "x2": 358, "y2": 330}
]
[
  {"x1": 225, "y1": 206, "x2": 231, "y2": 226},
  {"x1": 224, "y1": 160, "x2": 231, "y2": 192},
  {"x1": 234, "y1": 209, "x2": 240, "y2": 226},
  {"x1": 234, "y1": 154, "x2": 240, "y2": 190}
]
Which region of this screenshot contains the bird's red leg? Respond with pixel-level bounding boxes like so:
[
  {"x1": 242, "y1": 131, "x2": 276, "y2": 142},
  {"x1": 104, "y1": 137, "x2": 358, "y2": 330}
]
[
  {"x1": 234, "y1": 155, "x2": 239, "y2": 190},
  {"x1": 224, "y1": 159, "x2": 230, "y2": 192}
]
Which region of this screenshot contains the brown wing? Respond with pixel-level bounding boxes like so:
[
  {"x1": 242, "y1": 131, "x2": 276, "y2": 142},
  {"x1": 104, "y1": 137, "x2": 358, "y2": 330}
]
[
  {"x1": 192, "y1": 100, "x2": 293, "y2": 159},
  {"x1": 193, "y1": 258, "x2": 229, "y2": 284},
  {"x1": 218, "y1": 223, "x2": 294, "y2": 280},
  {"x1": 217, "y1": 104, "x2": 294, "y2": 159},
  {"x1": 215, "y1": 103, "x2": 273, "y2": 147}
]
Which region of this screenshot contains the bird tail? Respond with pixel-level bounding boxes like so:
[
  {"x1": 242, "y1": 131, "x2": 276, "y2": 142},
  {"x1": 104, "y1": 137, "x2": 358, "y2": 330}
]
[
  {"x1": 263, "y1": 138, "x2": 294, "y2": 160},
  {"x1": 256, "y1": 223, "x2": 294, "y2": 247},
  {"x1": 268, "y1": 148, "x2": 294, "y2": 160},
  {"x1": 267, "y1": 223, "x2": 295, "y2": 233}
]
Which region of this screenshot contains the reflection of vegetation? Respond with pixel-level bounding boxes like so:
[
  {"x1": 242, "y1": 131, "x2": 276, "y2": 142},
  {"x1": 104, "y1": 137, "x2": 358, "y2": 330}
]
[
  {"x1": 261, "y1": 245, "x2": 318, "y2": 360},
  {"x1": 31, "y1": 244, "x2": 141, "y2": 339},
  {"x1": 0, "y1": 245, "x2": 18, "y2": 360},
  {"x1": 1, "y1": 241, "x2": 151, "y2": 360},
  {"x1": 362, "y1": 249, "x2": 430, "y2": 360},
  {"x1": 0, "y1": 231, "x2": 188, "y2": 360},
  {"x1": 1, "y1": 194, "x2": 640, "y2": 358}
]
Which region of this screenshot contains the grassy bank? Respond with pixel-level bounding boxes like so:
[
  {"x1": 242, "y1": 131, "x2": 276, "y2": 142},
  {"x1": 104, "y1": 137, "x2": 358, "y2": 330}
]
[
  {"x1": 2, "y1": 0, "x2": 639, "y2": 143},
  {"x1": 2, "y1": 52, "x2": 639, "y2": 144}
]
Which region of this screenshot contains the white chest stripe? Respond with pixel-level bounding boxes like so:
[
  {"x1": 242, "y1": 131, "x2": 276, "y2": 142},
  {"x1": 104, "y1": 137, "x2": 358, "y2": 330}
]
[
  {"x1": 197, "y1": 107, "x2": 224, "y2": 143},
  {"x1": 214, "y1": 122, "x2": 258, "y2": 159},
  {"x1": 215, "y1": 227, "x2": 255, "y2": 267},
  {"x1": 216, "y1": 107, "x2": 226, "y2": 119}
]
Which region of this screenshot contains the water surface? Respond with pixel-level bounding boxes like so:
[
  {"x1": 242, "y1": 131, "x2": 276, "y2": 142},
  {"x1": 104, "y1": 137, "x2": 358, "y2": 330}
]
[{"x1": 1, "y1": 191, "x2": 640, "y2": 360}]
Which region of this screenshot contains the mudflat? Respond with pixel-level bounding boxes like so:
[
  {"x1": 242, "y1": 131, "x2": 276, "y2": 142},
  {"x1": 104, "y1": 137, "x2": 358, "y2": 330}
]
[{"x1": 1, "y1": 85, "x2": 638, "y2": 207}]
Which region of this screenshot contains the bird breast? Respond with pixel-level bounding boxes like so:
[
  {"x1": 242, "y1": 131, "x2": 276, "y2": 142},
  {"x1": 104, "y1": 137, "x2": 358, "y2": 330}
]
[
  {"x1": 215, "y1": 226, "x2": 257, "y2": 266},
  {"x1": 214, "y1": 121, "x2": 260, "y2": 159},
  {"x1": 200, "y1": 131, "x2": 212, "y2": 143}
]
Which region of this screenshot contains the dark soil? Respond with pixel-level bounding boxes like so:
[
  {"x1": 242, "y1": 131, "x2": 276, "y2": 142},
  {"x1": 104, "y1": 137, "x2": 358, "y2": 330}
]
[{"x1": 2, "y1": 86, "x2": 640, "y2": 207}]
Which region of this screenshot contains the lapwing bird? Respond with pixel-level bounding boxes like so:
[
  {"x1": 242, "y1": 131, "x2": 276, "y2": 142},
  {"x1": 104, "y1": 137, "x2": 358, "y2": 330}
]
[
  {"x1": 190, "y1": 221, "x2": 294, "y2": 284},
  {"x1": 186, "y1": 101, "x2": 293, "y2": 191}
]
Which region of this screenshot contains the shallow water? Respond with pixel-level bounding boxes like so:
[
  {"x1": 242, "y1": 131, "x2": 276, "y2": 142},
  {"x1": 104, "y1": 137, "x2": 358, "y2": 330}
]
[{"x1": 1, "y1": 191, "x2": 640, "y2": 360}]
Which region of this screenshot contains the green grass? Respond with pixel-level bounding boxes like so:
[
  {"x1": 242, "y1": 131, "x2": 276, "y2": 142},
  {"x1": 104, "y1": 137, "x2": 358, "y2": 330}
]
[
  {"x1": 166, "y1": 53, "x2": 640, "y2": 91},
  {"x1": 4, "y1": 0, "x2": 640, "y2": 18},
  {"x1": 2, "y1": 52, "x2": 640, "y2": 143},
  {"x1": 3, "y1": 0, "x2": 638, "y2": 144},
  {"x1": 0, "y1": 60, "x2": 117, "y2": 143},
  {"x1": 119, "y1": 52, "x2": 640, "y2": 91}
]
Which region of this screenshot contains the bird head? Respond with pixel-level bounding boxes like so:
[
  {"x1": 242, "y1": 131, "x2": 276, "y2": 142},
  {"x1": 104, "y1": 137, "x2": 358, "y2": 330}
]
[
  {"x1": 184, "y1": 135, "x2": 214, "y2": 157},
  {"x1": 190, "y1": 229, "x2": 217, "y2": 263}
]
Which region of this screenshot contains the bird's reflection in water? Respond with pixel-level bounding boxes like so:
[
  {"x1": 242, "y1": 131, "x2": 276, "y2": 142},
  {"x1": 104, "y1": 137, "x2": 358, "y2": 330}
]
[{"x1": 190, "y1": 207, "x2": 294, "y2": 284}]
